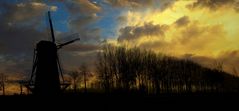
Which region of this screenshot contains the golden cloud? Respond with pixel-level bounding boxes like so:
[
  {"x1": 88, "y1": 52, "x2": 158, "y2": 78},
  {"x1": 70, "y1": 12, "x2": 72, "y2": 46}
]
[{"x1": 113, "y1": 0, "x2": 239, "y2": 75}]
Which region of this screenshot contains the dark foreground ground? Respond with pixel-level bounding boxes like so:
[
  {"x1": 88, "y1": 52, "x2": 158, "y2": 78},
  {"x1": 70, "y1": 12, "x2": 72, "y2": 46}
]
[{"x1": 1, "y1": 92, "x2": 239, "y2": 109}]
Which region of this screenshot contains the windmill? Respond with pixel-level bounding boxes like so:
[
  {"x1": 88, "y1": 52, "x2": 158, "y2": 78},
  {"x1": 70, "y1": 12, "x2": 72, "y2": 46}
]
[{"x1": 22, "y1": 11, "x2": 80, "y2": 95}]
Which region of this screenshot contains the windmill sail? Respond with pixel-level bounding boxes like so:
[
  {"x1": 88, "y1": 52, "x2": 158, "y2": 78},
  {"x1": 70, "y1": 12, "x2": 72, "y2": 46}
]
[
  {"x1": 57, "y1": 38, "x2": 80, "y2": 49},
  {"x1": 48, "y1": 11, "x2": 55, "y2": 43}
]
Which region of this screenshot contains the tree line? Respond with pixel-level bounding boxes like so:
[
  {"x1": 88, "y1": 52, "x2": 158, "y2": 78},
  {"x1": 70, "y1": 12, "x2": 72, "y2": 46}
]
[{"x1": 96, "y1": 44, "x2": 239, "y2": 95}]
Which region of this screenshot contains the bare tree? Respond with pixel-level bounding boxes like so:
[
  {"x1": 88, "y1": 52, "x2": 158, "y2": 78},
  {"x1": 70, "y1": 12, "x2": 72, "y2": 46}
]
[
  {"x1": 79, "y1": 63, "x2": 91, "y2": 93},
  {"x1": 0, "y1": 73, "x2": 7, "y2": 95},
  {"x1": 68, "y1": 71, "x2": 80, "y2": 93}
]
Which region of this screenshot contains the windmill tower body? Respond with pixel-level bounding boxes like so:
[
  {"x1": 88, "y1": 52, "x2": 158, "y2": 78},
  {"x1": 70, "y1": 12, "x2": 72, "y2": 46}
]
[{"x1": 34, "y1": 41, "x2": 60, "y2": 95}]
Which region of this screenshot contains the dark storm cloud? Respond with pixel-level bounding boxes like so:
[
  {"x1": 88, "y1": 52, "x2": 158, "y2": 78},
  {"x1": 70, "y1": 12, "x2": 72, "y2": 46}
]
[
  {"x1": 157, "y1": 0, "x2": 177, "y2": 11},
  {"x1": 0, "y1": 2, "x2": 54, "y2": 74},
  {"x1": 174, "y1": 16, "x2": 190, "y2": 27},
  {"x1": 189, "y1": 0, "x2": 239, "y2": 11},
  {"x1": 0, "y1": 2, "x2": 56, "y2": 54},
  {"x1": 117, "y1": 16, "x2": 127, "y2": 24},
  {"x1": 0, "y1": 26, "x2": 46, "y2": 54},
  {"x1": 118, "y1": 22, "x2": 168, "y2": 41}
]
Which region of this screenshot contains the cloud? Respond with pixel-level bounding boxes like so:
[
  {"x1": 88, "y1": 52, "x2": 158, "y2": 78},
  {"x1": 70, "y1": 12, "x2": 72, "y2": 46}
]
[
  {"x1": 157, "y1": 0, "x2": 177, "y2": 11},
  {"x1": 69, "y1": 14, "x2": 98, "y2": 29},
  {"x1": 65, "y1": 0, "x2": 101, "y2": 15},
  {"x1": 174, "y1": 16, "x2": 190, "y2": 27},
  {"x1": 184, "y1": 55, "x2": 215, "y2": 68},
  {"x1": 52, "y1": 0, "x2": 103, "y2": 74},
  {"x1": 0, "y1": 2, "x2": 56, "y2": 25},
  {"x1": 0, "y1": 2, "x2": 57, "y2": 54},
  {"x1": 175, "y1": 21, "x2": 226, "y2": 48},
  {"x1": 217, "y1": 50, "x2": 239, "y2": 75},
  {"x1": 118, "y1": 22, "x2": 168, "y2": 41},
  {"x1": 60, "y1": 50, "x2": 98, "y2": 71},
  {"x1": 62, "y1": 43, "x2": 99, "y2": 52},
  {"x1": 117, "y1": 16, "x2": 127, "y2": 24},
  {"x1": 0, "y1": 2, "x2": 57, "y2": 74},
  {"x1": 188, "y1": 0, "x2": 239, "y2": 11},
  {"x1": 179, "y1": 50, "x2": 239, "y2": 76},
  {"x1": 105, "y1": 0, "x2": 154, "y2": 8},
  {"x1": 172, "y1": 22, "x2": 227, "y2": 56},
  {"x1": 116, "y1": 15, "x2": 228, "y2": 57},
  {"x1": 64, "y1": 0, "x2": 102, "y2": 43},
  {"x1": 0, "y1": 26, "x2": 46, "y2": 54},
  {"x1": 105, "y1": 0, "x2": 176, "y2": 11},
  {"x1": 49, "y1": 0, "x2": 103, "y2": 73}
]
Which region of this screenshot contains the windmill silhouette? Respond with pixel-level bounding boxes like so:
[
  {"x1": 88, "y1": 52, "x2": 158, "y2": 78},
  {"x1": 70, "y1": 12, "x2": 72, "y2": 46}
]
[{"x1": 22, "y1": 11, "x2": 80, "y2": 95}]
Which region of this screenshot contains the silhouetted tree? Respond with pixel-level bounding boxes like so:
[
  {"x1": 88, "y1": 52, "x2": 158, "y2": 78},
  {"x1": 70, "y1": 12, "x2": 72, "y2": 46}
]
[
  {"x1": 0, "y1": 73, "x2": 7, "y2": 95},
  {"x1": 79, "y1": 63, "x2": 91, "y2": 93},
  {"x1": 96, "y1": 45, "x2": 111, "y2": 93},
  {"x1": 68, "y1": 71, "x2": 80, "y2": 93}
]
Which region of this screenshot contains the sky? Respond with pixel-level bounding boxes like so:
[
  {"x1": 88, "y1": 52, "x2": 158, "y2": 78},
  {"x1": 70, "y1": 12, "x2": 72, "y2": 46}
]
[{"x1": 0, "y1": 0, "x2": 239, "y2": 78}]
